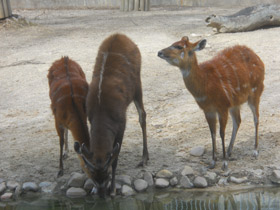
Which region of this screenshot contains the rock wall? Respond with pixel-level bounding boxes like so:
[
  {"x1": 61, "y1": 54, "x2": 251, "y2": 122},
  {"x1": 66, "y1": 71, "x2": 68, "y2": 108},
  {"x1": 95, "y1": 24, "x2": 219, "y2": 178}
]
[{"x1": 10, "y1": 0, "x2": 280, "y2": 10}]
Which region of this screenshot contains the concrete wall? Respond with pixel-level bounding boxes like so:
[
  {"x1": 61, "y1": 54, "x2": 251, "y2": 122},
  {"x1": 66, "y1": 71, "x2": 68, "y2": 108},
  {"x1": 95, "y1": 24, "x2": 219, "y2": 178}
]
[{"x1": 10, "y1": 0, "x2": 280, "y2": 9}]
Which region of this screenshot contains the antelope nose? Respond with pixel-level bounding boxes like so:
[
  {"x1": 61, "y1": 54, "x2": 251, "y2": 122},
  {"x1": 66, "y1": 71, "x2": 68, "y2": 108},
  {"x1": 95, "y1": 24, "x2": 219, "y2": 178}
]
[{"x1": 158, "y1": 51, "x2": 163, "y2": 58}]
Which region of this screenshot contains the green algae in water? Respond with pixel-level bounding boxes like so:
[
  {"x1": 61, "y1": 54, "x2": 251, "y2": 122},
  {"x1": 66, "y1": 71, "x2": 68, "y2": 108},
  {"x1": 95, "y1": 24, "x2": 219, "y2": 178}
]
[{"x1": 1, "y1": 187, "x2": 280, "y2": 210}]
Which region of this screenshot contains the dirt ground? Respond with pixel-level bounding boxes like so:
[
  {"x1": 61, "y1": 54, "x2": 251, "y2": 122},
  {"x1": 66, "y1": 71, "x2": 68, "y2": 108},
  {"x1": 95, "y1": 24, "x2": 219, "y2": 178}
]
[{"x1": 0, "y1": 6, "x2": 280, "y2": 187}]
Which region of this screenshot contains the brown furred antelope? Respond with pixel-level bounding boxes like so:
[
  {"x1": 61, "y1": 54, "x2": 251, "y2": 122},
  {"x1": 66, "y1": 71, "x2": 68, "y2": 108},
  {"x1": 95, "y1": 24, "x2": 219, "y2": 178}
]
[
  {"x1": 48, "y1": 56, "x2": 90, "y2": 177},
  {"x1": 74, "y1": 33, "x2": 148, "y2": 197},
  {"x1": 158, "y1": 36, "x2": 264, "y2": 170}
]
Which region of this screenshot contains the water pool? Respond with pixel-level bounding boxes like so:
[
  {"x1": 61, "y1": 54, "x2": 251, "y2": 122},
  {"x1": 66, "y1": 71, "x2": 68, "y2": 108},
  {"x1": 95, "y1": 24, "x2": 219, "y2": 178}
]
[{"x1": 1, "y1": 187, "x2": 280, "y2": 210}]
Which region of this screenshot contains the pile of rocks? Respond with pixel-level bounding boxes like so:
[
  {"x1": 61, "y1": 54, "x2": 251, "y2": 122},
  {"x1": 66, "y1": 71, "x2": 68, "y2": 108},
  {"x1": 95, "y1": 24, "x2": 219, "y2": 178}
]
[
  {"x1": 2, "y1": 143, "x2": 280, "y2": 201},
  {"x1": 2, "y1": 166, "x2": 280, "y2": 200}
]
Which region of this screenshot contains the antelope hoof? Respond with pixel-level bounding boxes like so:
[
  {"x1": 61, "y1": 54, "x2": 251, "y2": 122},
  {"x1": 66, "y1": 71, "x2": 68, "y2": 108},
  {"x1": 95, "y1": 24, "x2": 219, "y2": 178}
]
[
  {"x1": 110, "y1": 185, "x2": 116, "y2": 197},
  {"x1": 137, "y1": 157, "x2": 149, "y2": 167},
  {"x1": 137, "y1": 161, "x2": 145, "y2": 167},
  {"x1": 207, "y1": 160, "x2": 216, "y2": 169},
  {"x1": 227, "y1": 150, "x2": 232, "y2": 158},
  {"x1": 63, "y1": 152, "x2": 68, "y2": 160},
  {"x1": 91, "y1": 187, "x2": 98, "y2": 195},
  {"x1": 222, "y1": 161, "x2": 228, "y2": 171},
  {"x1": 253, "y1": 150, "x2": 259, "y2": 159},
  {"x1": 57, "y1": 169, "x2": 63, "y2": 177}
]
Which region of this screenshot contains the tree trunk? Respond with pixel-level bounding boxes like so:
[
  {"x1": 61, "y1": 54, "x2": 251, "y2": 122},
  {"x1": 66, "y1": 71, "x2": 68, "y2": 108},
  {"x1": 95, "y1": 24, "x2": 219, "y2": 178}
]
[{"x1": 205, "y1": 4, "x2": 280, "y2": 33}]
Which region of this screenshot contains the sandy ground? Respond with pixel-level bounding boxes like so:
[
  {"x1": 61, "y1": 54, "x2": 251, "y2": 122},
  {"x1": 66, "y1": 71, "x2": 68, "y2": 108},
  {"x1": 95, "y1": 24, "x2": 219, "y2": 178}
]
[{"x1": 0, "y1": 6, "x2": 280, "y2": 187}]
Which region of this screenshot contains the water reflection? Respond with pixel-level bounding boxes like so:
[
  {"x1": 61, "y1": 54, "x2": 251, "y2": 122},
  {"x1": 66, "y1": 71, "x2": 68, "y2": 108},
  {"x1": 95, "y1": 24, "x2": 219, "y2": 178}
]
[{"x1": 1, "y1": 187, "x2": 280, "y2": 210}]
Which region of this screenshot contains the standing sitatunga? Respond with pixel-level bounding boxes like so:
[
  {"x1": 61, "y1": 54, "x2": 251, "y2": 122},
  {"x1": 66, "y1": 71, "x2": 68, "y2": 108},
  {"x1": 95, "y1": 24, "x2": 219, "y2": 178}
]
[
  {"x1": 158, "y1": 36, "x2": 264, "y2": 170},
  {"x1": 48, "y1": 56, "x2": 90, "y2": 177},
  {"x1": 74, "y1": 33, "x2": 149, "y2": 197}
]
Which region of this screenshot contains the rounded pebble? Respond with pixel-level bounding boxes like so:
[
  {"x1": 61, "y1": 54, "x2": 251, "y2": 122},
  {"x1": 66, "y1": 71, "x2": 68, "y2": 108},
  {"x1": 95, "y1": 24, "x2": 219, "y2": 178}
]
[
  {"x1": 180, "y1": 176, "x2": 193, "y2": 189},
  {"x1": 121, "y1": 185, "x2": 135, "y2": 196},
  {"x1": 181, "y1": 166, "x2": 194, "y2": 176},
  {"x1": 67, "y1": 172, "x2": 86, "y2": 188},
  {"x1": 143, "y1": 171, "x2": 154, "y2": 186},
  {"x1": 170, "y1": 177, "x2": 178, "y2": 186},
  {"x1": 156, "y1": 170, "x2": 173, "y2": 179},
  {"x1": 66, "y1": 187, "x2": 87, "y2": 198},
  {"x1": 1, "y1": 192, "x2": 13, "y2": 201},
  {"x1": 193, "y1": 176, "x2": 208, "y2": 188},
  {"x1": 116, "y1": 175, "x2": 132, "y2": 186},
  {"x1": 190, "y1": 146, "x2": 205, "y2": 157},
  {"x1": 22, "y1": 182, "x2": 39, "y2": 192},
  {"x1": 155, "y1": 178, "x2": 169, "y2": 188},
  {"x1": 7, "y1": 181, "x2": 20, "y2": 191},
  {"x1": 134, "y1": 179, "x2": 148, "y2": 192},
  {"x1": 0, "y1": 182, "x2": 6, "y2": 194},
  {"x1": 84, "y1": 179, "x2": 95, "y2": 191}
]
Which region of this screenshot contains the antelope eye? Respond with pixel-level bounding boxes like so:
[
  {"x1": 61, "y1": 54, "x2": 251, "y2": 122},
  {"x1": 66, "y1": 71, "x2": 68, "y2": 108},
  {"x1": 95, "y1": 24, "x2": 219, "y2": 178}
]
[{"x1": 174, "y1": 45, "x2": 183, "y2": 50}]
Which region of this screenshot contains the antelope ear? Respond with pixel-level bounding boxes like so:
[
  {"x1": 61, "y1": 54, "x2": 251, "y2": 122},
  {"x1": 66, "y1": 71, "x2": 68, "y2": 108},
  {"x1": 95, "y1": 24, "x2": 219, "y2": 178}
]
[
  {"x1": 194, "y1": 39, "x2": 207, "y2": 51},
  {"x1": 74, "y1": 142, "x2": 81, "y2": 154},
  {"x1": 181, "y1": 36, "x2": 189, "y2": 42}
]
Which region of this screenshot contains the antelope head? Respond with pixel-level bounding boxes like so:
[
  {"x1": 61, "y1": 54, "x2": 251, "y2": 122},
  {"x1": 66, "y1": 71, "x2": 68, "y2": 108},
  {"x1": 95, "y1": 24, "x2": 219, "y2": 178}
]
[
  {"x1": 158, "y1": 36, "x2": 206, "y2": 68},
  {"x1": 74, "y1": 141, "x2": 119, "y2": 197}
]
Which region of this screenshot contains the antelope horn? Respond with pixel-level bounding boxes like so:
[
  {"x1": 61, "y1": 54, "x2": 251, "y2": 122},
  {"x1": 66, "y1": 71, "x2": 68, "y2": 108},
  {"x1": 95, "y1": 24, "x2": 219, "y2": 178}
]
[
  {"x1": 104, "y1": 143, "x2": 120, "y2": 171},
  {"x1": 81, "y1": 143, "x2": 93, "y2": 158},
  {"x1": 74, "y1": 142, "x2": 95, "y2": 171}
]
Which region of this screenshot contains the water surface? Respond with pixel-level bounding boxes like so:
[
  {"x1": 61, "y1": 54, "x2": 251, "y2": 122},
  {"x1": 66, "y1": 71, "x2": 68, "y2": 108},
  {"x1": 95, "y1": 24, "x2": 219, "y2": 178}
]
[{"x1": 1, "y1": 187, "x2": 280, "y2": 210}]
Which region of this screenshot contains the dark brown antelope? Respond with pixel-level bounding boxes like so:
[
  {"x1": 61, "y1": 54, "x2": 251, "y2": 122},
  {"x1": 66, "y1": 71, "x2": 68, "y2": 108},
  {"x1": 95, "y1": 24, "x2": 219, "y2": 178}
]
[
  {"x1": 158, "y1": 36, "x2": 264, "y2": 170},
  {"x1": 74, "y1": 33, "x2": 148, "y2": 197},
  {"x1": 48, "y1": 56, "x2": 90, "y2": 177}
]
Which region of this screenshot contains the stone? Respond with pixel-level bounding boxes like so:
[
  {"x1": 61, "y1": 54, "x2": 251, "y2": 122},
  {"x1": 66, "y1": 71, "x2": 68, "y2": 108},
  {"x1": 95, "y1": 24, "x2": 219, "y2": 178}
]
[
  {"x1": 155, "y1": 178, "x2": 169, "y2": 188},
  {"x1": 248, "y1": 169, "x2": 263, "y2": 178},
  {"x1": 115, "y1": 175, "x2": 132, "y2": 186},
  {"x1": 272, "y1": 170, "x2": 280, "y2": 180},
  {"x1": 0, "y1": 182, "x2": 6, "y2": 194},
  {"x1": 115, "y1": 182, "x2": 122, "y2": 194},
  {"x1": 7, "y1": 181, "x2": 20, "y2": 191},
  {"x1": 181, "y1": 166, "x2": 194, "y2": 176},
  {"x1": 84, "y1": 179, "x2": 95, "y2": 191},
  {"x1": 67, "y1": 172, "x2": 86, "y2": 188},
  {"x1": 230, "y1": 176, "x2": 248, "y2": 184},
  {"x1": 22, "y1": 182, "x2": 39, "y2": 192},
  {"x1": 180, "y1": 176, "x2": 193, "y2": 189},
  {"x1": 170, "y1": 177, "x2": 178, "y2": 187},
  {"x1": 205, "y1": 171, "x2": 217, "y2": 181},
  {"x1": 190, "y1": 146, "x2": 205, "y2": 157},
  {"x1": 193, "y1": 176, "x2": 208, "y2": 188},
  {"x1": 14, "y1": 185, "x2": 22, "y2": 198},
  {"x1": 156, "y1": 169, "x2": 173, "y2": 179},
  {"x1": 133, "y1": 179, "x2": 148, "y2": 192},
  {"x1": 1, "y1": 193, "x2": 13, "y2": 201},
  {"x1": 218, "y1": 177, "x2": 228, "y2": 186},
  {"x1": 115, "y1": 182, "x2": 122, "y2": 190},
  {"x1": 270, "y1": 170, "x2": 280, "y2": 184},
  {"x1": 0, "y1": 178, "x2": 4, "y2": 184},
  {"x1": 39, "y1": 182, "x2": 57, "y2": 193},
  {"x1": 66, "y1": 187, "x2": 87, "y2": 198},
  {"x1": 143, "y1": 171, "x2": 154, "y2": 186},
  {"x1": 121, "y1": 185, "x2": 135, "y2": 196}
]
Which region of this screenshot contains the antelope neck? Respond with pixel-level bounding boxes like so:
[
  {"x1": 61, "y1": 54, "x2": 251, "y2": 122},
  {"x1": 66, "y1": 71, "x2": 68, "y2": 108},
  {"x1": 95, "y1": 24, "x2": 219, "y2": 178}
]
[{"x1": 180, "y1": 60, "x2": 206, "y2": 100}]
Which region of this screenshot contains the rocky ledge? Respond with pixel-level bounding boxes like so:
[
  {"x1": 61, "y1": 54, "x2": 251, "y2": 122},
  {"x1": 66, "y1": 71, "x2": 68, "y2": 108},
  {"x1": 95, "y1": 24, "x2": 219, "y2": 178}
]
[{"x1": 1, "y1": 164, "x2": 280, "y2": 200}]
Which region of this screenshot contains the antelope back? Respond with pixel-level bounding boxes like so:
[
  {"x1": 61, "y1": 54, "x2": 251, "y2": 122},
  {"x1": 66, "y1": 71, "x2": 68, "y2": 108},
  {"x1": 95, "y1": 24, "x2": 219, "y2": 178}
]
[
  {"x1": 47, "y1": 57, "x2": 89, "y2": 143},
  {"x1": 199, "y1": 45, "x2": 265, "y2": 107},
  {"x1": 87, "y1": 33, "x2": 141, "y2": 122}
]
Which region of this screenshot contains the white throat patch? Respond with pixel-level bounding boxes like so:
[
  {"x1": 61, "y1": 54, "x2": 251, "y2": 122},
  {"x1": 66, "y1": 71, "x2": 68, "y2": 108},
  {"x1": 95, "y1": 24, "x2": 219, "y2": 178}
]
[{"x1": 180, "y1": 67, "x2": 190, "y2": 78}]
